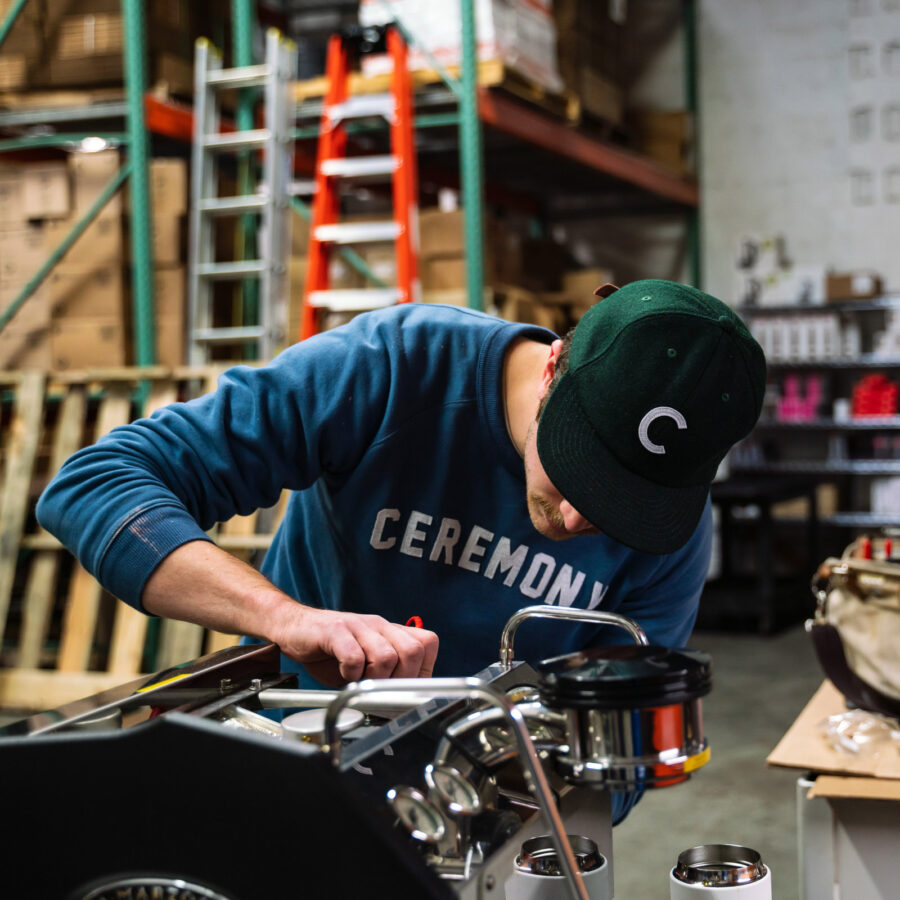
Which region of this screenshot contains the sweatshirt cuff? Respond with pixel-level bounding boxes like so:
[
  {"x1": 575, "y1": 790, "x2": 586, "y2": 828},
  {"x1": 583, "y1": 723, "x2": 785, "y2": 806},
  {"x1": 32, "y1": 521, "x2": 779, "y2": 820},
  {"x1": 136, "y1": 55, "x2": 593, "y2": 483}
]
[{"x1": 98, "y1": 504, "x2": 214, "y2": 612}]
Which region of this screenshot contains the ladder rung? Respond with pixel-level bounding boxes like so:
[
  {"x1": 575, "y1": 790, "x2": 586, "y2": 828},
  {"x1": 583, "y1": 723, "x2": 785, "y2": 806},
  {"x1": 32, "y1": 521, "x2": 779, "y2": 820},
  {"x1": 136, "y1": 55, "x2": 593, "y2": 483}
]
[
  {"x1": 206, "y1": 64, "x2": 271, "y2": 90},
  {"x1": 314, "y1": 222, "x2": 400, "y2": 244},
  {"x1": 193, "y1": 326, "x2": 267, "y2": 343},
  {"x1": 289, "y1": 180, "x2": 316, "y2": 196},
  {"x1": 199, "y1": 195, "x2": 267, "y2": 216},
  {"x1": 196, "y1": 261, "x2": 266, "y2": 279},
  {"x1": 327, "y1": 93, "x2": 394, "y2": 123},
  {"x1": 204, "y1": 129, "x2": 270, "y2": 151},
  {"x1": 320, "y1": 155, "x2": 398, "y2": 178},
  {"x1": 308, "y1": 289, "x2": 402, "y2": 312}
]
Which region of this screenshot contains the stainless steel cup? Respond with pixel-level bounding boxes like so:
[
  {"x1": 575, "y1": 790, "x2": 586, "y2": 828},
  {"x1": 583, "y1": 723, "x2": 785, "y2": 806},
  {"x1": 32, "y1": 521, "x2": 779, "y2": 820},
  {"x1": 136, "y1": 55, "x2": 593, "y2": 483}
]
[
  {"x1": 669, "y1": 844, "x2": 772, "y2": 898},
  {"x1": 507, "y1": 834, "x2": 611, "y2": 900}
]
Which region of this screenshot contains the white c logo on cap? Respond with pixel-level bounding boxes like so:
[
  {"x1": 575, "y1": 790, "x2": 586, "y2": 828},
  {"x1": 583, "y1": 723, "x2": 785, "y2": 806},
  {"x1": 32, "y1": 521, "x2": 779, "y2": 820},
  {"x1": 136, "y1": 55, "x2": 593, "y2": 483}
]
[{"x1": 638, "y1": 406, "x2": 687, "y2": 455}]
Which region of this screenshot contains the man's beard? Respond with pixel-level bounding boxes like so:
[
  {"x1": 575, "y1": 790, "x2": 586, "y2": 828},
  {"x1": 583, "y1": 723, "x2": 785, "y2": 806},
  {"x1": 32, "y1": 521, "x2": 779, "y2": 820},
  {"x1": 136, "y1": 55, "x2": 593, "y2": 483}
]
[{"x1": 529, "y1": 492, "x2": 568, "y2": 539}]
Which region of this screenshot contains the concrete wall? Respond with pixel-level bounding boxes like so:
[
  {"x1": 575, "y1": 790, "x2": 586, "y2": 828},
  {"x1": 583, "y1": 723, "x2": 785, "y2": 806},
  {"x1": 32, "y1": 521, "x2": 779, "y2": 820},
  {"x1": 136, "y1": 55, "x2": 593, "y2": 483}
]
[{"x1": 699, "y1": 0, "x2": 900, "y2": 302}]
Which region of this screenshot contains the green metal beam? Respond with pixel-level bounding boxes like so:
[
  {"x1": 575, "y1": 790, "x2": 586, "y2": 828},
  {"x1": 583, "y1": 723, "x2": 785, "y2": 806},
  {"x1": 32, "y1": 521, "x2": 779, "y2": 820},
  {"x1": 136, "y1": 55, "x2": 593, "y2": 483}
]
[
  {"x1": 459, "y1": 0, "x2": 485, "y2": 311},
  {"x1": 122, "y1": 0, "x2": 156, "y2": 370},
  {"x1": 0, "y1": 133, "x2": 128, "y2": 154},
  {"x1": 683, "y1": 0, "x2": 702, "y2": 290},
  {"x1": 0, "y1": 0, "x2": 27, "y2": 52},
  {"x1": 0, "y1": 164, "x2": 131, "y2": 333},
  {"x1": 232, "y1": 0, "x2": 260, "y2": 351}
]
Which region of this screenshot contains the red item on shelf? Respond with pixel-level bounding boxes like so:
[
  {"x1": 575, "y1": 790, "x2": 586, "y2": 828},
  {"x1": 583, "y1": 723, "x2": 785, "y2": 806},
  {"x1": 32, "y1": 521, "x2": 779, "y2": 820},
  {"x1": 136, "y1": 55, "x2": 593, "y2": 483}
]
[{"x1": 851, "y1": 374, "x2": 899, "y2": 418}]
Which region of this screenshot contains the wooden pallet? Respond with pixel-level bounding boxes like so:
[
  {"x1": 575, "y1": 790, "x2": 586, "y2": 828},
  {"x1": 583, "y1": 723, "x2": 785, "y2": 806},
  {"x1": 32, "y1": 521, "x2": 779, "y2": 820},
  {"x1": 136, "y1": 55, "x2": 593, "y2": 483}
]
[
  {"x1": 0, "y1": 366, "x2": 286, "y2": 711},
  {"x1": 295, "y1": 57, "x2": 581, "y2": 125}
]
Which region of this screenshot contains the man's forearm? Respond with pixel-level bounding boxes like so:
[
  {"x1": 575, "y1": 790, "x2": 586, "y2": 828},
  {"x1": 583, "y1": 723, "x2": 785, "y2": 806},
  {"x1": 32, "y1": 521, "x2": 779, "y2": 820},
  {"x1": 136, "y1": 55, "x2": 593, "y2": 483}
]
[{"x1": 142, "y1": 540, "x2": 297, "y2": 642}]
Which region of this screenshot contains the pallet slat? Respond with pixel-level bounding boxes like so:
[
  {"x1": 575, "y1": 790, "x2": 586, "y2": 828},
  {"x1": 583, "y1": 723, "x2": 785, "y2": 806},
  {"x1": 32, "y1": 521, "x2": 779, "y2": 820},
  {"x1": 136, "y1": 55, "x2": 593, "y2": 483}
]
[
  {"x1": 18, "y1": 385, "x2": 87, "y2": 669},
  {"x1": 57, "y1": 384, "x2": 133, "y2": 673},
  {"x1": 0, "y1": 372, "x2": 46, "y2": 650}
]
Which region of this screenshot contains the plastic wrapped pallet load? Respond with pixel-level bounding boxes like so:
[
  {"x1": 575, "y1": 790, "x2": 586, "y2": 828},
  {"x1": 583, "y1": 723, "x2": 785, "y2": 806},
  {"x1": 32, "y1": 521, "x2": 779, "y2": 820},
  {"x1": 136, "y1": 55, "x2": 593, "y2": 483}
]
[{"x1": 359, "y1": 0, "x2": 564, "y2": 95}]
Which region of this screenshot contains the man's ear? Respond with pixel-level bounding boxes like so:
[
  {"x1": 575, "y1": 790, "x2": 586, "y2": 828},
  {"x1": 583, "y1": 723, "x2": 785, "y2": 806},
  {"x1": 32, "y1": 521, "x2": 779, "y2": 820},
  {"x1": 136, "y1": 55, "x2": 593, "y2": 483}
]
[{"x1": 539, "y1": 340, "x2": 564, "y2": 399}]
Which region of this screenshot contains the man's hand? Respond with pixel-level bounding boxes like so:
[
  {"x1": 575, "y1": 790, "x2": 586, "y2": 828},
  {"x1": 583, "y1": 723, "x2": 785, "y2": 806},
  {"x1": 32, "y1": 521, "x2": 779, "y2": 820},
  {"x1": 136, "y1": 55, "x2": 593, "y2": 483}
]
[
  {"x1": 271, "y1": 606, "x2": 439, "y2": 688},
  {"x1": 142, "y1": 541, "x2": 439, "y2": 689}
]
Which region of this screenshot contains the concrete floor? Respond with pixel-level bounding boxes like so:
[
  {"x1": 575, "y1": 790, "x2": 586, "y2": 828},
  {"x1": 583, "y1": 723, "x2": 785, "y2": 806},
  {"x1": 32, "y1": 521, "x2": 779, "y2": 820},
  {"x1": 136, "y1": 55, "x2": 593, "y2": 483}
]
[{"x1": 611, "y1": 624, "x2": 824, "y2": 900}]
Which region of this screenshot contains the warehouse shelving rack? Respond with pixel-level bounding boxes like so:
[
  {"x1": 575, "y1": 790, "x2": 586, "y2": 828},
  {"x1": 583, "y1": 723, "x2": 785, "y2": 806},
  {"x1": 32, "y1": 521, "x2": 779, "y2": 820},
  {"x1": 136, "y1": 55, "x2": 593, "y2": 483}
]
[
  {"x1": 290, "y1": 0, "x2": 702, "y2": 313},
  {"x1": 1, "y1": 0, "x2": 701, "y2": 358},
  {"x1": 0, "y1": 0, "x2": 159, "y2": 372}
]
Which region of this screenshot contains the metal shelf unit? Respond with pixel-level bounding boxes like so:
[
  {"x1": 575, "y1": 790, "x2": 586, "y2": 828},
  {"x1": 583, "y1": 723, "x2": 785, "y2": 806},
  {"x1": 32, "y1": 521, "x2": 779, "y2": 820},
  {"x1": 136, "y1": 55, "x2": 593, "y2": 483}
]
[
  {"x1": 736, "y1": 461, "x2": 900, "y2": 475},
  {"x1": 732, "y1": 295, "x2": 900, "y2": 534},
  {"x1": 755, "y1": 417, "x2": 900, "y2": 430},
  {"x1": 292, "y1": 1, "x2": 701, "y2": 310}
]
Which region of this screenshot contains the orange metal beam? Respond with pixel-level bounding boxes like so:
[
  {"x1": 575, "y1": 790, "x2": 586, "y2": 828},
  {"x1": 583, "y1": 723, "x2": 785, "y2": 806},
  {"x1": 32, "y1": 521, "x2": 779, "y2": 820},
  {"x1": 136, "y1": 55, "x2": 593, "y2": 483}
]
[
  {"x1": 144, "y1": 95, "x2": 197, "y2": 142},
  {"x1": 477, "y1": 89, "x2": 700, "y2": 209}
]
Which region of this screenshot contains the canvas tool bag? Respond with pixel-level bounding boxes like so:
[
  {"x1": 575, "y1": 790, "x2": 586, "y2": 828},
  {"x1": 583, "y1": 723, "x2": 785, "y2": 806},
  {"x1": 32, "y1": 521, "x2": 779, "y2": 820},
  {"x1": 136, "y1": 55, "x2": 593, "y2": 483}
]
[{"x1": 808, "y1": 540, "x2": 900, "y2": 718}]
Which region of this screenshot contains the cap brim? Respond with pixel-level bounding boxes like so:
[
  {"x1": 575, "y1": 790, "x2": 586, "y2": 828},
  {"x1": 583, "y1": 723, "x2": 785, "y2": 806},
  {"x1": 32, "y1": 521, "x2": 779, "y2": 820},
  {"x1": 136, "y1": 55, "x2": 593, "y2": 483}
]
[{"x1": 536, "y1": 373, "x2": 710, "y2": 554}]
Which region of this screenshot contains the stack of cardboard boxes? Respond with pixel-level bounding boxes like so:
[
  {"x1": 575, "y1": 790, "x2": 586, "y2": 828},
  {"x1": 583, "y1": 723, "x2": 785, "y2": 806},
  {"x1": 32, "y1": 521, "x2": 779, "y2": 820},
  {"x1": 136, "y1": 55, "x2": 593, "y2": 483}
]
[
  {"x1": 553, "y1": 0, "x2": 625, "y2": 126},
  {"x1": 0, "y1": 0, "x2": 197, "y2": 94},
  {"x1": 0, "y1": 162, "x2": 56, "y2": 367},
  {"x1": 144, "y1": 159, "x2": 187, "y2": 368},
  {"x1": 0, "y1": 151, "x2": 188, "y2": 371},
  {"x1": 44, "y1": 150, "x2": 126, "y2": 370}
]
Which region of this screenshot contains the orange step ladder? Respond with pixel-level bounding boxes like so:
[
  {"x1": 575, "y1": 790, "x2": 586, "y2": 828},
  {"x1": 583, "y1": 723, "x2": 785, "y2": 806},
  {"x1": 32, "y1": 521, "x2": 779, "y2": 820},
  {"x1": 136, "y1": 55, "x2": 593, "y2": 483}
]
[{"x1": 300, "y1": 26, "x2": 420, "y2": 340}]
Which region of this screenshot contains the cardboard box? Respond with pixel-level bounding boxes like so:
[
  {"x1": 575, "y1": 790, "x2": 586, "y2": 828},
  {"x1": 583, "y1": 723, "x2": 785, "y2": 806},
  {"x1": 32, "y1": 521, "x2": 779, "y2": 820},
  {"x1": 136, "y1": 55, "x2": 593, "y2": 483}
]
[
  {"x1": 0, "y1": 324, "x2": 52, "y2": 370},
  {"x1": 0, "y1": 0, "x2": 41, "y2": 53},
  {"x1": 629, "y1": 111, "x2": 694, "y2": 177},
  {"x1": 50, "y1": 317, "x2": 126, "y2": 370},
  {"x1": 0, "y1": 282, "x2": 50, "y2": 332},
  {"x1": 27, "y1": 4, "x2": 193, "y2": 88},
  {"x1": 23, "y1": 163, "x2": 71, "y2": 219},
  {"x1": 153, "y1": 266, "x2": 186, "y2": 320},
  {"x1": 155, "y1": 312, "x2": 184, "y2": 368},
  {"x1": 44, "y1": 214, "x2": 123, "y2": 271},
  {"x1": 826, "y1": 271, "x2": 884, "y2": 303},
  {"x1": 151, "y1": 213, "x2": 186, "y2": 266},
  {"x1": 48, "y1": 266, "x2": 124, "y2": 320},
  {"x1": 0, "y1": 224, "x2": 45, "y2": 284},
  {"x1": 0, "y1": 54, "x2": 25, "y2": 91},
  {"x1": 421, "y1": 257, "x2": 466, "y2": 292},
  {"x1": 767, "y1": 680, "x2": 900, "y2": 785},
  {"x1": 0, "y1": 165, "x2": 25, "y2": 230},
  {"x1": 57, "y1": 12, "x2": 123, "y2": 59},
  {"x1": 287, "y1": 254, "x2": 309, "y2": 346},
  {"x1": 772, "y1": 483, "x2": 838, "y2": 519},
  {"x1": 70, "y1": 150, "x2": 123, "y2": 219},
  {"x1": 150, "y1": 158, "x2": 188, "y2": 217},
  {"x1": 562, "y1": 268, "x2": 616, "y2": 300},
  {"x1": 577, "y1": 66, "x2": 623, "y2": 125},
  {"x1": 420, "y1": 209, "x2": 466, "y2": 257}
]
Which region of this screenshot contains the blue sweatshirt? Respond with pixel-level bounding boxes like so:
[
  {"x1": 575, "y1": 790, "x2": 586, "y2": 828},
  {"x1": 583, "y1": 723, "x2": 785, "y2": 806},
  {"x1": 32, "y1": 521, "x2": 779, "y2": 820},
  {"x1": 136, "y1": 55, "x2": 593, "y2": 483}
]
[{"x1": 37, "y1": 304, "x2": 712, "y2": 823}]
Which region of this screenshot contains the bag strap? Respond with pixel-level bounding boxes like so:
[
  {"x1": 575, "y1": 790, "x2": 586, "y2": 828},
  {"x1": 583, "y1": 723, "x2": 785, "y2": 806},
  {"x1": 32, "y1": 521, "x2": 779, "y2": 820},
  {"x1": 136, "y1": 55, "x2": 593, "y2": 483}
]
[{"x1": 807, "y1": 620, "x2": 900, "y2": 718}]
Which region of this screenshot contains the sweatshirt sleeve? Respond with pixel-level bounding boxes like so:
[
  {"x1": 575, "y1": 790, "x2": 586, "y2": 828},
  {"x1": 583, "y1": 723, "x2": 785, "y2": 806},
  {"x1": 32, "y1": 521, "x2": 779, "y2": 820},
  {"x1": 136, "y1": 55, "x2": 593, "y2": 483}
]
[{"x1": 36, "y1": 315, "x2": 398, "y2": 611}]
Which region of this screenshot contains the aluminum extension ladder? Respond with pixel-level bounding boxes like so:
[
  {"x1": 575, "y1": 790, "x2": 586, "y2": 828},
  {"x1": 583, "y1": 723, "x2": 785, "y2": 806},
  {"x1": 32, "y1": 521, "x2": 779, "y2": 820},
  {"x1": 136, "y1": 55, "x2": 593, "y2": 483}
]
[
  {"x1": 299, "y1": 25, "x2": 420, "y2": 340},
  {"x1": 188, "y1": 29, "x2": 298, "y2": 364}
]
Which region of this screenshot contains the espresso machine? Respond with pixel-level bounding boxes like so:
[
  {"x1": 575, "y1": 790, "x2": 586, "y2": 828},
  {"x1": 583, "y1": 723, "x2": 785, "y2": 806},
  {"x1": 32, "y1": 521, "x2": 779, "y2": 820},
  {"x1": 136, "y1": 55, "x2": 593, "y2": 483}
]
[{"x1": 0, "y1": 606, "x2": 712, "y2": 899}]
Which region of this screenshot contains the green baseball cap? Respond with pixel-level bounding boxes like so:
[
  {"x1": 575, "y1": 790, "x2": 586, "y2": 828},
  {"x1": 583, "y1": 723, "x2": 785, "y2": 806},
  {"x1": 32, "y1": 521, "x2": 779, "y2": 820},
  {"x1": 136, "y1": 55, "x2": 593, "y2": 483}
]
[{"x1": 536, "y1": 279, "x2": 766, "y2": 554}]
